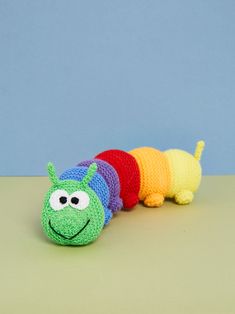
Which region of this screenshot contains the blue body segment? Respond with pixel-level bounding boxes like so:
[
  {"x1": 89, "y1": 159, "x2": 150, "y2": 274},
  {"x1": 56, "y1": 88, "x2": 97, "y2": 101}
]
[{"x1": 60, "y1": 166, "x2": 112, "y2": 225}]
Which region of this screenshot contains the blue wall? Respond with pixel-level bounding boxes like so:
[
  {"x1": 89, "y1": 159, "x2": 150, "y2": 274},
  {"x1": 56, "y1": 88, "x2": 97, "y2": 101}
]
[{"x1": 0, "y1": 0, "x2": 234, "y2": 175}]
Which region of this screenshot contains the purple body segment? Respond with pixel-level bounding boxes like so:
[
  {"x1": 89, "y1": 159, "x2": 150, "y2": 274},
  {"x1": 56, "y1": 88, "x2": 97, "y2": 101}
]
[{"x1": 78, "y1": 159, "x2": 123, "y2": 213}]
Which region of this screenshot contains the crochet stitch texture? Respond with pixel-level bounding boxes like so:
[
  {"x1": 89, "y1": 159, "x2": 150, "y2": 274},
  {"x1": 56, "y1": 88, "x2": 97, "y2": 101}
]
[
  {"x1": 42, "y1": 163, "x2": 105, "y2": 246},
  {"x1": 77, "y1": 159, "x2": 122, "y2": 213},
  {"x1": 130, "y1": 141, "x2": 205, "y2": 206},
  {"x1": 164, "y1": 141, "x2": 205, "y2": 204},
  {"x1": 95, "y1": 149, "x2": 140, "y2": 210},
  {"x1": 129, "y1": 147, "x2": 171, "y2": 207},
  {"x1": 60, "y1": 166, "x2": 112, "y2": 225},
  {"x1": 41, "y1": 141, "x2": 205, "y2": 246}
]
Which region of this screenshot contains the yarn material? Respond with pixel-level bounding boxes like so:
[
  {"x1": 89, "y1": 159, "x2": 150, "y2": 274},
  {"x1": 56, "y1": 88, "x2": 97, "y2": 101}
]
[
  {"x1": 78, "y1": 159, "x2": 123, "y2": 213},
  {"x1": 95, "y1": 149, "x2": 140, "y2": 210},
  {"x1": 144, "y1": 193, "x2": 164, "y2": 207},
  {"x1": 42, "y1": 163, "x2": 105, "y2": 246},
  {"x1": 194, "y1": 140, "x2": 205, "y2": 161},
  {"x1": 60, "y1": 166, "x2": 112, "y2": 225},
  {"x1": 164, "y1": 148, "x2": 202, "y2": 199},
  {"x1": 129, "y1": 147, "x2": 171, "y2": 206},
  {"x1": 42, "y1": 140, "x2": 205, "y2": 246},
  {"x1": 130, "y1": 142, "x2": 204, "y2": 206},
  {"x1": 174, "y1": 190, "x2": 194, "y2": 205}
]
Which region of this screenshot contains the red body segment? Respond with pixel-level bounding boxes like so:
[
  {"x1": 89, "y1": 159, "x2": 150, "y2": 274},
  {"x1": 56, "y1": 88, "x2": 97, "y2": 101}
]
[{"x1": 95, "y1": 149, "x2": 140, "y2": 210}]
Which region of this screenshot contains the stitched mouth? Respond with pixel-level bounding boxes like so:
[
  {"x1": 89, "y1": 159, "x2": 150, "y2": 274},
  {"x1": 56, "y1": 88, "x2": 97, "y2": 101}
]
[{"x1": 49, "y1": 219, "x2": 90, "y2": 240}]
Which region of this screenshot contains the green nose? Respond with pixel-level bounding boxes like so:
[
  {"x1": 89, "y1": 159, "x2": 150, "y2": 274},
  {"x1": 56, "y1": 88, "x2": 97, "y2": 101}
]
[{"x1": 49, "y1": 211, "x2": 89, "y2": 240}]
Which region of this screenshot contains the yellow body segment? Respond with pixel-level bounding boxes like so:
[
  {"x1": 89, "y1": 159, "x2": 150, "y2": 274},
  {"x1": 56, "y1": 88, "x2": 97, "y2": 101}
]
[
  {"x1": 130, "y1": 141, "x2": 205, "y2": 207},
  {"x1": 164, "y1": 149, "x2": 202, "y2": 198},
  {"x1": 129, "y1": 147, "x2": 171, "y2": 206}
]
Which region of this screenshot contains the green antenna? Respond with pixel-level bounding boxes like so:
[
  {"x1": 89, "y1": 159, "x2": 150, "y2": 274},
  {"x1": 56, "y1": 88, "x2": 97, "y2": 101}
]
[
  {"x1": 81, "y1": 163, "x2": 97, "y2": 186},
  {"x1": 47, "y1": 162, "x2": 59, "y2": 185}
]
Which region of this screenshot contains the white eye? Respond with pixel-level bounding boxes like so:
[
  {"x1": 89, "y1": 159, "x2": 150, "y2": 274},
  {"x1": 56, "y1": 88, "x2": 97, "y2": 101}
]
[
  {"x1": 69, "y1": 191, "x2": 90, "y2": 210},
  {"x1": 49, "y1": 189, "x2": 69, "y2": 211}
]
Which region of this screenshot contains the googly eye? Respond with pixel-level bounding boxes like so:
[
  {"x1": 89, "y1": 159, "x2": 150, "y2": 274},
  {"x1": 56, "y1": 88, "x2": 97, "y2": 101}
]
[
  {"x1": 49, "y1": 189, "x2": 69, "y2": 211},
  {"x1": 69, "y1": 191, "x2": 90, "y2": 210}
]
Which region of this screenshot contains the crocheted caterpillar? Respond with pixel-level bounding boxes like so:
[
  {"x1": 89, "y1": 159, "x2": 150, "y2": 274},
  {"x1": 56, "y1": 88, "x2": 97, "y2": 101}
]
[{"x1": 41, "y1": 140, "x2": 205, "y2": 246}]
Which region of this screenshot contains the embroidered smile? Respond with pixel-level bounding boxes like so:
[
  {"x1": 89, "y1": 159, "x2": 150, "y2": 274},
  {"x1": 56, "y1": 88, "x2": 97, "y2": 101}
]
[{"x1": 49, "y1": 219, "x2": 90, "y2": 240}]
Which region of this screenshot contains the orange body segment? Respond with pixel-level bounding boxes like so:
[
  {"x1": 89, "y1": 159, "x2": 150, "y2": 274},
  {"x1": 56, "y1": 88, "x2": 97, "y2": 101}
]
[{"x1": 129, "y1": 147, "x2": 171, "y2": 200}]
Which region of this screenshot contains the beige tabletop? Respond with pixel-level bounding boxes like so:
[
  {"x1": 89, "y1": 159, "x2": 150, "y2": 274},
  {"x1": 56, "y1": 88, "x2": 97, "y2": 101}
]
[{"x1": 0, "y1": 176, "x2": 234, "y2": 314}]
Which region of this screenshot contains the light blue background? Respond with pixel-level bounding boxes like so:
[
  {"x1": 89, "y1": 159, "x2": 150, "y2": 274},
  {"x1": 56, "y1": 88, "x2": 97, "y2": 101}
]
[{"x1": 0, "y1": 0, "x2": 234, "y2": 175}]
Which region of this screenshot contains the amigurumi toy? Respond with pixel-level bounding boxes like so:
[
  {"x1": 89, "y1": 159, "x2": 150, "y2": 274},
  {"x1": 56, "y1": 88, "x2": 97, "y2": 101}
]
[
  {"x1": 41, "y1": 163, "x2": 105, "y2": 246},
  {"x1": 41, "y1": 140, "x2": 205, "y2": 246},
  {"x1": 95, "y1": 149, "x2": 140, "y2": 210},
  {"x1": 59, "y1": 166, "x2": 113, "y2": 225},
  {"x1": 129, "y1": 140, "x2": 205, "y2": 207},
  {"x1": 77, "y1": 159, "x2": 123, "y2": 213}
]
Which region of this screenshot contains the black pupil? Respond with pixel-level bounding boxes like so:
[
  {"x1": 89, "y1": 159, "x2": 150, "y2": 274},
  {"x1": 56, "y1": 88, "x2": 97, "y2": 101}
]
[
  {"x1": 71, "y1": 197, "x2": 79, "y2": 205},
  {"x1": 59, "y1": 196, "x2": 67, "y2": 204}
]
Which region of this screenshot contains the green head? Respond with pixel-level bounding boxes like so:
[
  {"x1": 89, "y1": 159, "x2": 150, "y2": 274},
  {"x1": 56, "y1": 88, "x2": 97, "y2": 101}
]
[{"x1": 41, "y1": 162, "x2": 105, "y2": 246}]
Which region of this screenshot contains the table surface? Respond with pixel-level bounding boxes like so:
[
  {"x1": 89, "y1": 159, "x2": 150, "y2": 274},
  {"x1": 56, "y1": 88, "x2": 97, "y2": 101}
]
[{"x1": 0, "y1": 176, "x2": 234, "y2": 314}]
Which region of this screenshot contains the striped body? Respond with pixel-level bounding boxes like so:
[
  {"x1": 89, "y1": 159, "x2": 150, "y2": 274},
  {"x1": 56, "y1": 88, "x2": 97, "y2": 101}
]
[
  {"x1": 95, "y1": 149, "x2": 140, "y2": 210},
  {"x1": 42, "y1": 141, "x2": 205, "y2": 246},
  {"x1": 58, "y1": 141, "x2": 204, "y2": 224},
  {"x1": 129, "y1": 141, "x2": 204, "y2": 206}
]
